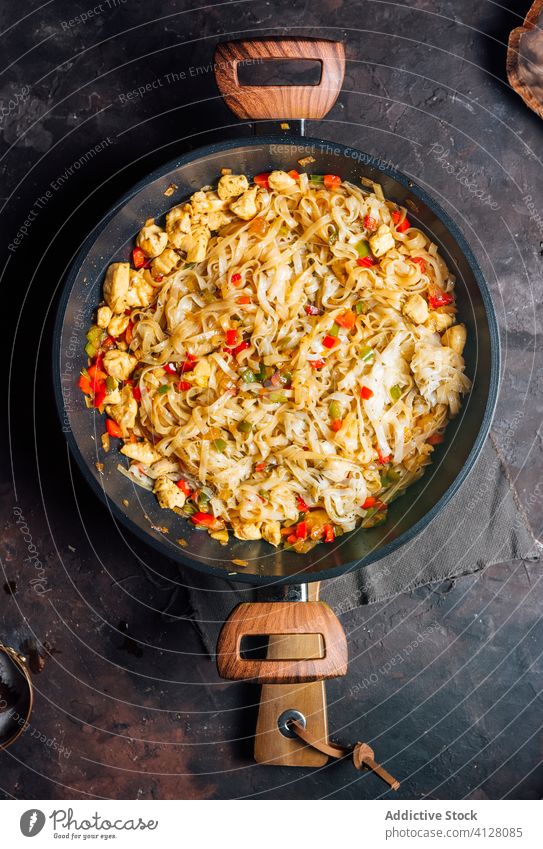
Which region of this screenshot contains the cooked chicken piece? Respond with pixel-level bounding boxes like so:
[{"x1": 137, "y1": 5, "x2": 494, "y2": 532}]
[
  {"x1": 268, "y1": 170, "x2": 296, "y2": 192},
  {"x1": 217, "y1": 174, "x2": 249, "y2": 200},
  {"x1": 403, "y1": 293, "x2": 429, "y2": 325},
  {"x1": 189, "y1": 358, "x2": 211, "y2": 388},
  {"x1": 231, "y1": 520, "x2": 262, "y2": 540},
  {"x1": 207, "y1": 210, "x2": 231, "y2": 231},
  {"x1": 103, "y1": 262, "x2": 130, "y2": 313},
  {"x1": 185, "y1": 225, "x2": 210, "y2": 263},
  {"x1": 165, "y1": 206, "x2": 192, "y2": 248},
  {"x1": 103, "y1": 349, "x2": 137, "y2": 381},
  {"x1": 153, "y1": 476, "x2": 186, "y2": 509},
  {"x1": 97, "y1": 305, "x2": 112, "y2": 329},
  {"x1": 190, "y1": 190, "x2": 213, "y2": 214},
  {"x1": 209, "y1": 528, "x2": 229, "y2": 544},
  {"x1": 107, "y1": 314, "x2": 129, "y2": 338},
  {"x1": 261, "y1": 520, "x2": 281, "y2": 547},
  {"x1": 105, "y1": 386, "x2": 137, "y2": 436},
  {"x1": 442, "y1": 324, "x2": 467, "y2": 355},
  {"x1": 368, "y1": 225, "x2": 395, "y2": 258},
  {"x1": 124, "y1": 269, "x2": 154, "y2": 308},
  {"x1": 136, "y1": 222, "x2": 168, "y2": 258},
  {"x1": 151, "y1": 248, "x2": 179, "y2": 277},
  {"x1": 230, "y1": 187, "x2": 258, "y2": 220},
  {"x1": 426, "y1": 310, "x2": 455, "y2": 333},
  {"x1": 104, "y1": 385, "x2": 121, "y2": 405},
  {"x1": 121, "y1": 440, "x2": 162, "y2": 465}
]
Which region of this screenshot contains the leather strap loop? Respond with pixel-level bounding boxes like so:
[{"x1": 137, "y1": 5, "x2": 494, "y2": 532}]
[{"x1": 290, "y1": 720, "x2": 400, "y2": 790}]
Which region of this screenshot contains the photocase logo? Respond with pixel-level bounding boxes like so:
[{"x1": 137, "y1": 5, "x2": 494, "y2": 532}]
[{"x1": 20, "y1": 810, "x2": 46, "y2": 837}]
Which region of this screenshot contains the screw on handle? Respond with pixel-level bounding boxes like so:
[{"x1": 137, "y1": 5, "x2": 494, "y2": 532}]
[{"x1": 213, "y1": 38, "x2": 345, "y2": 121}]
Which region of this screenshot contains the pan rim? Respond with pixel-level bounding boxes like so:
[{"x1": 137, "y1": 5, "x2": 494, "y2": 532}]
[{"x1": 52, "y1": 134, "x2": 501, "y2": 586}]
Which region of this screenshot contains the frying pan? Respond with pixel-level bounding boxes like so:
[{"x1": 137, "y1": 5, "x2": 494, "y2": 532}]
[
  {"x1": 53, "y1": 38, "x2": 499, "y2": 760},
  {"x1": 54, "y1": 36, "x2": 499, "y2": 584}
]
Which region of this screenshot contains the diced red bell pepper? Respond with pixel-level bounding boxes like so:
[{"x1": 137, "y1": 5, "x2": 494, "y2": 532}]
[
  {"x1": 391, "y1": 210, "x2": 410, "y2": 232},
  {"x1": 428, "y1": 290, "x2": 454, "y2": 309},
  {"x1": 287, "y1": 533, "x2": 298, "y2": 544},
  {"x1": 428, "y1": 432, "x2": 445, "y2": 445},
  {"x1": 180, "y1": 355, "x2": 197, "y2": 373},
  {"x1": 323, "y1": 335, "x2": 338, "y2": 349},
  {"x1": 132, "y1": 384, "x2": 142, "y2": 401},
  {"x1": 78, "y1": 374, "x2": 92, "y2": 395},
  {"x1": 335, "y1": 310, "x2": 356, "y2": 330},
  {"x1": 330, "y1": 419, "x2": 343, "y2": 432},
  {"x1": 231, "y1": 272, "x2": 242, "y2": 286},
  {"x1": 377, "y1": 451, "x2": 391, "y2": 464},
  {"x1": 309, "y1": 358, "x2": 326, "y2": 369},
  {"x1": 305, "y1": 304, "x2": 321, "y2": 316},
  {"x1": 176, "y1": 479, "x2": 192, "y2": 496},
  {"x1": 323, "y1": 174, "x2": 341, "y2": 188},
  {"x1": 132, "y1": 247, "x2": 146, "y2": 269},
  {"x1": 296, "y1": 496, "x2": 309, "y2": 513},
  {"x1": 362, "y1": 496, "x2": 376, "y2": 509},
  {"x1": 163, "y1": 363, "x2": 177, "y2": 375},
  {"x1": 254, "y1": 172, "x2": 270, "y2": 189},
  {"x1": 87, "y1": 363, "x2": 107, "y2": 384},
  {"x1": 255, "y1": 462, "x2": 267, "y2": 472},
  {"x1": 191, "y1": 512, "x2": 216, "y2": 527},
  {"x1": 232, "y1": 340, "x2": 250, "y2": 357},
  {"x1": 102, "y1": 336, "x2": 116, "y2": 349},
  {"x1": 357, "y1": 256, "x2": 375, "y2": 268},
  {"x1": 177, "y1": 380, "x2": 192, "y2": 391},
  {"x1": 249, "y1": 216, "x2": 269, "y2": 235},
  {"x1": 153, "y1": 274, "x2": 164, "y2": 283},
  {"x1": 296, "y1": 521, "x2": 308, "y2": 540},
  {"x1": 125, "y1": 322, "x2": 134, "y2": 345},
  {"x1": 237, "y1": 295, "x2": 251, "y2": 304},
  {"x1": 106, "y1": 418, "x2": 122, "y2": 438},
  {"x1": 323, "y1": 524, "x2": 335, "y2": 543},
  {"x1": 364, "y1": 215, "x2": 377, "y2": 230},
  {"x1": 412, "y1": 256, "x2": 426, "y2": 273},
  {"x1": 225, "y1": 329, "x2": 238, "y2": 347},
  {"x1": 93, "y1": 383, "x2": 107, "y2": 409},
  {"x1": 288, "y1": 170, "x2": 300, "y2": 180},
  {"x1": 360, "y1": 386, "x2": 374, "y2": 400}
]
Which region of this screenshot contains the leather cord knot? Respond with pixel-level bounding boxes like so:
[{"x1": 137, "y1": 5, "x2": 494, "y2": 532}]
[{"x1": 289, "y1": 720, "x2": 400, "y2": 791}]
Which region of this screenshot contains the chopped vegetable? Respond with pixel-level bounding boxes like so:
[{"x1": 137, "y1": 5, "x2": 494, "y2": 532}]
[
  {"x1": 296, "y1": 496, "x2": 309, "y2": 512},
  {"x1": 360, "y1": 386, "x2": 374, "y2": 400},
  {"x1": 390, "y1": 384, "x2": 402, "y2": 401},
  {"x1": 329, "y1": 400, "x2": 342, "y2": 420},
  {"x1": 355, "y1": 239, "x2": 370, "y2": 258},
  {"x1": 191, "y1": 512, "x2": 217, "y2": 527},
  {"x1": 360, "y1": 346, "x2": 374, "y2": 362},
  {"x1": 323, "y1": 524, "x2": 335, "y2": 543},
  {"x1": 241, "y1": 369, "x2": 257, "y2": 383},
  {"x1": 377, "y1": 451, "x2": 391, "y2": 464},
  {"x1": 364, "y1": 215, "x2": 377, "y2": 230},
  {"x1": 232, "y1": 340, "x2": 250, "y2": 357},
  {"x1": 176, "y1": 479, "x2": 192, "y2": 496},
  {"x1": 157, "y1": 384, "x2": 170, "y2": 395},
  {"x1": 132, "y1": 384, "x2": 142, "y2": 401},
  {"x1": 288, "y1": 170, "x2": 300, "y2": 180},
  {"x1": 309, "y1": 174, "x2": 325, "y2": 184},
  {"x1": 237, "y1": 420, "x2": 253, "y2": 433},
  {"x1": 249, "y1": 217, "x2": 269, "y2": 236},
  {"x1": 357, "y1": 256, "x2": 375, "y2": 268},
  {"x1": 213, "y1": 438, "x2": 227, "y2": 452},
  {"x1": 329, "y1": 323, "x2": 340, "y2": 338},
  {"x1": 225, "y1": 329, "x2": 238, "y2": 347},
  {"x1": 305, "y1": 303, "x2": 321, "y2": 316},
  {"x1": 428, "y1": 432, "x2": 445, "y2": 445},
  {"x1": 254, "y1": 172, "x2": 270, "y2": 189},
  {"x1": 323, "y1": 174, "x2": 341, "y2": 188},
  {"x1": 309, "y1": 358, "x2": 326, "y2": 369},
  {"x1": 236, "y1": 295, "x2": 251, "y2": 304},
  {"x1": 335, "y1": 310, "x2": 356, "y2": 330},
  {"x1": 255, "y1": 462, "x2": 267, "y2": 473},
  {"x1": 296, "y1": 521, "x2": 308, "y2": 539},
  {"x1": 132, "y1": 247, "x2": 146, "y2": 268},
  {"x1": 323, "y1": 335, "x2": 338, "y2": 349},
  {"x1": 105, "y1": 418, "x2": 122, "y2": 438},
  {"x1": 362, "y1": 496, "x2": 376, "y2": 509},
  {"x1": 355, "y1": 301, "x2": 368, "y2": 315},
  {"x1": 163, "y1": 362, "x2": 177, "y2": 375},
  {"x1": 177, "y1": 380, "x2": 192, "y2": 391},
  {"x1": 412, "y1": 256, "x2": 426, "y2": 273},
  {"x1": 231, "y1": 272, "x2": 242, "y2": 286},
  {"x1": 268, "y1": 391, "x2": 287, "y2": 403},
  {"x1": 330, "y1": 419, "x2": 343, "y2": 432},
  {"x1": 428, "y1": 290, "x2": 454, "y2": 309},
  {"x1": 391, "y1": 210, "x2": 410, "y2": 232}
]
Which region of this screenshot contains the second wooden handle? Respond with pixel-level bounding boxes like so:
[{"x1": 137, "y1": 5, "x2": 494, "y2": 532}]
[{"x1": 214, "y1": 38, "x2": 345, "y2": 120}]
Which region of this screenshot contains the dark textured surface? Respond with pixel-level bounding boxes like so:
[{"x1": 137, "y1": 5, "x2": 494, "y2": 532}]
[{"x1": 1, "y1": 0, "x2": 542, "y2": 800}]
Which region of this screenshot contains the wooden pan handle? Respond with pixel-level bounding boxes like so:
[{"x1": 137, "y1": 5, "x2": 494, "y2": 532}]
[
  {"x1": 216, "y1": 600, "x2": 348, "y2": 683},
  {"x1": 214, "y1": 38, "x2": 345, "y2": 120}
]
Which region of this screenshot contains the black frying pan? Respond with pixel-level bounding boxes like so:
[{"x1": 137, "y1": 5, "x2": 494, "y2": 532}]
[{"x1": 53, "y1": 38, "x2": 500, "y2": 587}]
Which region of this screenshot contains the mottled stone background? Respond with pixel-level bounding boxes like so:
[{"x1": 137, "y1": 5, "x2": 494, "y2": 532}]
[{"x1": 1, "y1": 0, "x2": 542, "y2": 799}]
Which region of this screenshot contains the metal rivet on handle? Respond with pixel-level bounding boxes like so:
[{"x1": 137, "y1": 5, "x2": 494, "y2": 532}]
[{"x1": 277, "y1": 709, "x2": 306, "y2": 738}]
